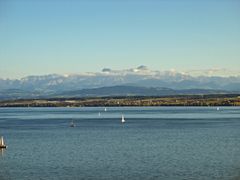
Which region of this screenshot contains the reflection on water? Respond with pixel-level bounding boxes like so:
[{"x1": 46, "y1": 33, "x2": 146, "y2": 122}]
[{"x1": 0, "y1": 148, "x2": 4, "y2": 157}]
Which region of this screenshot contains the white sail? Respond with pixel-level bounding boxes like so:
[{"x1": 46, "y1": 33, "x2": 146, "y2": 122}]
[
  {"x1": 0, "y1": 136, "x2": 7, "y2": 148},
  {"x1": 104, "y1": 108, "x2": 107, "y2": 112},
  {"x1": 0, "y1": 136, "x2": 4, "y2": 146},
  {"x1": 121, "y1": 115, "x2": 125, "y2": 123}
]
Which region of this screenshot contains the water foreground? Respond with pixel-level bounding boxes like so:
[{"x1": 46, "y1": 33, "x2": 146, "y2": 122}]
[{"x1": 0, "y1": 107, "x2": 240, "y2": 180}]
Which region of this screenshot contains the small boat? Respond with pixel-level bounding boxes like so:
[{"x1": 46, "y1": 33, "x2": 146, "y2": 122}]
[
  {"x1": 98, "y1": 112, "x2": 101, "y2": 116},
  {"x1": 217, "y1": 107, "x2": 220, "y2": 111},
  {"x1": 70, "y1": 120, "x2": 76, "y2": 127},
  {"x1": 0, "y1": 136, "x2": 7, "y2": 149},
  {"x1": 121, "y1": 115, "x2": 125, "y2": 123},
  {"x1": 104, "y1": 108, "x2": 107, "y2": 112}
]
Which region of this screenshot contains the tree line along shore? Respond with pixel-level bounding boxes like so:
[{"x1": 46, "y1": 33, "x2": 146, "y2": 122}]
[{"x1": 0, "y1": 94, "x2": 240, "y2": 107}]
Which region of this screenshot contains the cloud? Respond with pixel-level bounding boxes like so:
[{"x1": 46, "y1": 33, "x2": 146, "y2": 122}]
[
  {"x1": 137, "y1": 65, "x2": 148, "y2": 71},
  {"x1": 97, "y1": 66, "x2": 240, "y2": 78},
  {"x1": 185, "y1": 68, "x2": 240, "y2": 77},
  {"x1": 2, "y1": 66, "x2": 240, "y2": 80},
  {"x1": 102, "y1": 68, "x2": 112, "y2": 73},
  {"x1": 100, "y1": 66, "x2": 152, "y2": 76}
]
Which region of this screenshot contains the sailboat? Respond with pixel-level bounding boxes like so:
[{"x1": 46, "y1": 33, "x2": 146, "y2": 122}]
[
  {"x1": 0, "y1": 136, "x2": 7, "y2": 149},
  {"x1": 104, "y1": 108, "x2": 107, "y2": 112},
  {"x1": 70, "y1": 120, "x2": 76, "y2": 127},
  {"x1": 121, "y1": 115, "x2": 125, "y2": 123}
]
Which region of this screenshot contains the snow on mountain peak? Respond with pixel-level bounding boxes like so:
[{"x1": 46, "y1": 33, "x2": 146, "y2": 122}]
[{"x1": 0, "y1": 66, "x2": 240, "y2": 93}]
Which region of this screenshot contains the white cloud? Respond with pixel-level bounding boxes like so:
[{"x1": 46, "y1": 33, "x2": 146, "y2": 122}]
[{"x1": 185, "y1": 68, "x2": 240, "y2": 77}]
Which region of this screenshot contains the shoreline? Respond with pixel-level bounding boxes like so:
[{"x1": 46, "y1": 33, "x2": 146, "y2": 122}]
[{"x1": 0, "y1": 95, "x2": 240, "y2": 107}]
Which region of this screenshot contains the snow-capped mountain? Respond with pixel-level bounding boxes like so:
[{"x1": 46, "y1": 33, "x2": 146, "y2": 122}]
[{"x1": 0, "y1": 66, "x2": 240, "y2": 99}]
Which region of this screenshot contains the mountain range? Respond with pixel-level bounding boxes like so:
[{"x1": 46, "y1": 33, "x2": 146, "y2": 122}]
[{"x1": 0, "y1": 66, "x2": 240, "y2": 100}]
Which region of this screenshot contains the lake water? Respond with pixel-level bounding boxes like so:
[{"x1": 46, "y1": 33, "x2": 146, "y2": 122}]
[{"x1": 0, "y1": 107, "x2": 240, "y2": 180}]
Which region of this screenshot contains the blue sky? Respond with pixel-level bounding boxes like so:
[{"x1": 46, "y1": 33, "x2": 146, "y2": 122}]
[{"x1": 0, "y1": 0, "x2": 240, "y2": 78}]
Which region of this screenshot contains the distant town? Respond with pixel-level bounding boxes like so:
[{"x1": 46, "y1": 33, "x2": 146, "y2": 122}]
[{"x1": 0, "y1": 94, "x2": 240, "y2": 107}]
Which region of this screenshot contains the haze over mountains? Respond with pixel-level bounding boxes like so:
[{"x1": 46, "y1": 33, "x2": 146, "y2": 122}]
[{"x1": 0, "y1": 66, "x2": 240, "y2": 100}]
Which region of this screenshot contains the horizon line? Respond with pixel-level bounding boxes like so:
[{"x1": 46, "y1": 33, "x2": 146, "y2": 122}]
[{"x1": 1, "y1": 66, "x2": 240, "y2": 80}]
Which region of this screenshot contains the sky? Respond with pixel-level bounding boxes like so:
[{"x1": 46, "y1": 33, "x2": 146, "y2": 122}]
[{"x1": 0, "y1": 0, "x2": 240, "y2": 79}]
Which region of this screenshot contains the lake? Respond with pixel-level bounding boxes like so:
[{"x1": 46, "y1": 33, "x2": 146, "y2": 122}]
[{"x1": 0, "y1": 107, "x2": 240, "y2": 180}]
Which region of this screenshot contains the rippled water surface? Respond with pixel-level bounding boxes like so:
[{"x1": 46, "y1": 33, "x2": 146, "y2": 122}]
[{"x1": 0, "y1": 107, "x2": 240, "y2": 180}]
